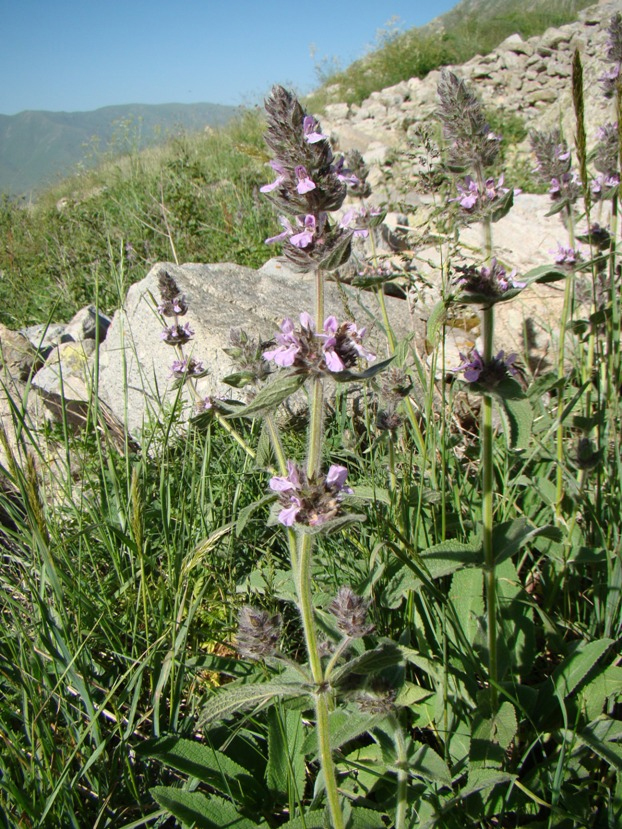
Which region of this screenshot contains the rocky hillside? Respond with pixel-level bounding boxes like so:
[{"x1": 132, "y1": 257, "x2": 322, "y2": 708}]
[{"x1": 321, "y1": 0, "x2": 621, "y2": 169}]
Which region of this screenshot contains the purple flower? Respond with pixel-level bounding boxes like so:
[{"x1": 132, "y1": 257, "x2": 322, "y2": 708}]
[
  {"x1": 170, "y1": 357, "x2": 205, "y2": 379},
  {"x1": 262, "y1": 317, "x2": 303, "y2": 367},
  {"x1": 549, "y1": 171, "x2": 580, "y2": 202},
  {"x1": 551, "y1": 243, "x2": 583, "y2": 268},
  {"x1": 269, "y1": 461, "x2": 352, "y2": 527},
  {"x1": 265, "y1": 216, "x2": 294, "y2": 245},
  {"x1": 290, "y1": 214, "x2": 317, "y2": 248},
  {"x1": 339, "y1": 208, "x2": 370, "y2": 238},
  {"x1": 303, "y1": 115, "x2": 328, "y2": 144},
  {"x1": 456, "y1": 349, "x2": 518, "y2": 387},
  {"x1": 295, "y1": 165, "x2": 316, "y2": 194},
  {"x1": 260, "y1": 160, "x2": 287, "y2": 193},
  {"x1": 454, "y1": 176, "x2": 480, "y2": 209},
  {"x1": 333, "y1": 155, "x2": 360, "y2": 187},
  {"x1": 454, "y1": 258, "x2": 525, "y2": 300},
  {"x1": 262, "y1": 313, "x2": 374, "y2": 375},
  {"x1": 161, "y1": 322, "x2": 194, "y2": 346},
  {"x1": 591, "y1": 173, "x2": 620, "y2": 198}
]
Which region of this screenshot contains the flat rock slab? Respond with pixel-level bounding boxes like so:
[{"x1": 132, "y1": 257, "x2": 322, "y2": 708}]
[{"x1": 96, "y1": 260, "x2": 419, "y2": 436}]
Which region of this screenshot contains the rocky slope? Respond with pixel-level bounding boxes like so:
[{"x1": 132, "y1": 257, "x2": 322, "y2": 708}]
[{"x1": 321, "y1": 0, "x2": 622, "y2": 164}]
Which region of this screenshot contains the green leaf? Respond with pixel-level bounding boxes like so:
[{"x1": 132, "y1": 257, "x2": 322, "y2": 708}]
[
  {"x1": 567, "y1": 717, "x2": 622, "y2": 771},
  {"x1": 420, "y1": 537, "x2": 483, "y2": 579},
  {"x1": 462, "y1": 769, "x2": 516, "y2": 798},
  {"x1": 331, "y1": 642, "x2": 404, "y2": 685},
  {"x1": 137, "y1": 736, "x2": 262, "y2": 807},
  {"x1": 580, "y1": 665, "x2": 622, "y2": 720},
  {"x1": 273, "y1": 815, "x2": 325, "y2": 829},
  {"x1": 222, "y1": 371, "x2": 258, "y2": 389},
  {"x1": 295, "y1": 512, "x2": 366, "y2": 536},
  {"x1": 552, "y1": 638, "x2": 614, "y2": 700},
  {"x1": 498, "y1": 393, "x2": 533, "y2": 450},
  {"x1": 199, "y1": 681, "x2": 310, "y2": 726},
  {"x1": 450, "y1": 567, "x2": 484, "y2": 647},
  {"x1": 348, "y1": 805, "x2": 388, "y2": 828},
  {"x1": 227, "y1": 373, "x2": 305, "y2": 417},
  {"x1": 493, "y1": 519, "x2": 562, "y2": 567},
  {"x1": 330, "y1": 356, "x2": 395, "y2": 383},
  {"x1": 409, "y1": 744, "x2": 452, "y2": 786},
  {"x1": 491, "y1": 187, "x2": 514, "y2": 222},
  {"x1": 302, "y1": 709, "x2": 384, "y2": 758},
  {"x1": 471, "y1": 702, "x2": 517, "y2": 770},
  {"x1": 521, "y1": 263, "x2": 569, "y2": 284},
  {"x1": 426, "y1": 299, "x2": 449, "y2": 347},
  {"x1": 150, "y1": 787, "x2": 261, "y2": 828},
  {"x1": 267, "y1": 707, "x2": 306, "y2": 802},
  {"x1": 235, "y1": 494, "x2": 275, "y2": 536}
]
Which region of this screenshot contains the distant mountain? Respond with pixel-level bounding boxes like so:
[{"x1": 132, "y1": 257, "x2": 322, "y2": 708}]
[{"x1": 0, "y1": 102, "x2": 238, "y2": 196}]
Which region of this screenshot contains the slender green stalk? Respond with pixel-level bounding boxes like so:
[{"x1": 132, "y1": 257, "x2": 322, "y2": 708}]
[
  {"x1": 555, "y1": 206, "x2": 576, "y2": 520},
  {"x1": 481, "y1": 305, "x2": 497, "y2": 710},
  {"x1": 392, "y1": 718, "x2": 409, "y2": 829}
]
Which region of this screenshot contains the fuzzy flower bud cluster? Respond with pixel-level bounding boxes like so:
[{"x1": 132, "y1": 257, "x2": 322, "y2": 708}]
[
  {"x1": 451, "y1": 174, "x2": 509, "y2": 215},
  {"x1": 236, "y1": 606, "x2": 282, "y2": 660},
  {"x1": 328, "y1": 586, "x2": 374, "y2": 638},
  {"x1": 156, "y1": 269, "x2": 207, "y2": 381},
  {"x1": 437, "y1": 71, "x2": 501, "y2": 171},
  {"x1": 262, "y1": 312, "x2": 375, "y2": 375},
  {"x1": 530, "y1": 130, "x2": 581, "y2": 204},
  {"x1": 269, "y1": 461, "x2": 352, "y2": 527}
]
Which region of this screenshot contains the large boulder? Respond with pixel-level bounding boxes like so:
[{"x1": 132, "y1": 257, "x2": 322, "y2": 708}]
[{"x1": 96, "y1": 260, "x2": 419, "y2": 436}]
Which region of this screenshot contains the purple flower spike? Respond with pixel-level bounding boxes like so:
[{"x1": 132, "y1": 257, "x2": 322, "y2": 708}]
[
  {"x1": 295, "y1": 165, "x2": 316, "y2": 194},
  {"x1": 303, "y1": 115, "x2": 328, "y2": 143}
]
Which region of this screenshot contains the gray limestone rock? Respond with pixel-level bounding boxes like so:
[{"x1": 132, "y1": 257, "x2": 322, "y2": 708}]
[{"x1": 96, "y1": 261, "x2": 418, "y2": 436}]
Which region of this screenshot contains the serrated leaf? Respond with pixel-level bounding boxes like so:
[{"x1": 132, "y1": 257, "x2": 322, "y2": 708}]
[
  {"x1": 545, "y1": 197, "x2": 570, "y2": 217},
  {"x1": 567, "y1": 718, "x2": 622, "y2": 771},
  {"x1": 349, "y1": 484, "x2": 391, "y2": 505},
  {"x1": 296, "y1": 512, "x2": 366, "y2": 536},
  {"x1": 491, "y1": 187, "x2": 514, "y2": 222},
  {"x1": 150, "y1": 787, "x2": 260, "y2": 828},
  {"x1": 580, "y1": 665, "x2": 622, "y2": 720},
  {"x1": 227, "y1": 373, "x2": 305, "y2": 417},
  {"x1": 137, "y1": 737, "x2": 262, "y2": 807},
  {"x1": 273, "y1": 815, "x2": 325, "y2": 829},
  {"x1": 199, "y1": 681, "x2": 310, "y2": 726},
  {"x1": 235, "y1": 494, "x2": 275, "y2": 536},
  {"x1": 302, "y1": 709, "x2": 384, "y2": 759},
  {"x1": 462, "y1": 769, "x2": 516, "y2": 798},
  {"x1": 553, "y1": 638, "x2": 615, "y2": 700},
  {"x1": 471, "y1": 702, "x2": 517, "y2": 769},
  {"x1": 348, "y1": 805, "x2": 388, "y2": 828}
]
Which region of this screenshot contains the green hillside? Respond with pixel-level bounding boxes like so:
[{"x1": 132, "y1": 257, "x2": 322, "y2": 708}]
[{"x1": 0, "y1": 101, "x2": 237, "y2": 195}]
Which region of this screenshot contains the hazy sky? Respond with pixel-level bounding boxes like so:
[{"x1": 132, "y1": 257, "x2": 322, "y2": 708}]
[{"x1": 0, "y1": 0, "x2": 458, "y2": 115}]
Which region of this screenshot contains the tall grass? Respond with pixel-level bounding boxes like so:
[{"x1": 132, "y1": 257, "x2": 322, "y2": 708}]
[{"x1": 0, "y1": 110, "x2": 274, "y2": 328}]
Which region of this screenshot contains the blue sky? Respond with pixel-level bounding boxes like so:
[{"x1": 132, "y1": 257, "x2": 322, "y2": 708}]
[{"x1": 0, "y1": 0, "x2": 458, "y2": 115}]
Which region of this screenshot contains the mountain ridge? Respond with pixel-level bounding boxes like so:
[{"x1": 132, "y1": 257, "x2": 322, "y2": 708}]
[{"x1": 0, "y1": 101, "x2": 238, "y2": 196}]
